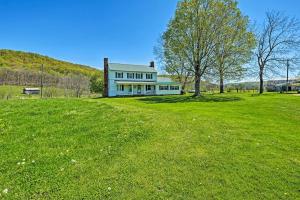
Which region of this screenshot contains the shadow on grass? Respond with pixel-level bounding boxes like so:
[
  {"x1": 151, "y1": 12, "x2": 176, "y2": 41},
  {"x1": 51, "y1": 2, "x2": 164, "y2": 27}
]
[{"x1": 138, "y1": 95, "x2": 243, "y2": 104}]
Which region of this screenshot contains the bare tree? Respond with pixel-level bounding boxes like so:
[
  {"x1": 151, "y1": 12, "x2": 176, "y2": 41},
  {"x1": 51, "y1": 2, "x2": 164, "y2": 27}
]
[
  {"x1": 71, "y1": 74, "x2": 89, "y2": 98},
  {"x1": 40, "y1": 64, "x2": 44, "y2": 98},
  {"x1": 255, "y1": 11, "x2": 300, "y2": 94}
]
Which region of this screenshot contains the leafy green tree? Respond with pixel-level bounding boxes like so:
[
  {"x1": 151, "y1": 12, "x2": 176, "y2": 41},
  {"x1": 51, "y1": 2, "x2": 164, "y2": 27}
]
[
  {"x1": 89, "y1": 75, "x2": 103, "y2": 94},
  {"x1": 154, "y1": 37, "x2": 192, "y2": 92},
  {"x1": 162, "y1": 0, "x2": 252, "y2": 96},
  {"x1": 210, "y1": 0, "x2": 256, "y2": 93}
]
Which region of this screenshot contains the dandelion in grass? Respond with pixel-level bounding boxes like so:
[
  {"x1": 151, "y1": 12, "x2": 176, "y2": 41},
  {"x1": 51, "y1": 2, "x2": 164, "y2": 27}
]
[
  {"x1": 71, "y1": 159, "x2": 77, "y2": 163},
  {"x1": 32, "y1": 160, "x2": 35, "y2": 163},
  {"x1": 108, "y1": 187, "x2": 111, "y2": 191},
  {"x1": 2, "y1": 188, "x2": 8, "y2": 194},
  {"x1": 21, "y1": 162, "x2": 25, "y2": 165}
]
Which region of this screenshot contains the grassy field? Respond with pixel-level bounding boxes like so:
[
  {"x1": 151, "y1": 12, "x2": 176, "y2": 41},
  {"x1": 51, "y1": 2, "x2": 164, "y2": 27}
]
[
  {"x1": 0, "y1": 93, "x2": 299, "y2": 199},
  {"x1": 0, "y1": 85, "x2": 95, "y2": 100}
]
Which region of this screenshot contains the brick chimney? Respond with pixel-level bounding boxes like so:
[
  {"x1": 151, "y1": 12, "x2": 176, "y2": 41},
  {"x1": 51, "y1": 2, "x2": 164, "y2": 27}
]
[
  {"x1": 103, "y1": 58, "x2": 109, "y2": 97},
  {"x1": 150, "y1": 61, "x2": 155, "y2": 68}
]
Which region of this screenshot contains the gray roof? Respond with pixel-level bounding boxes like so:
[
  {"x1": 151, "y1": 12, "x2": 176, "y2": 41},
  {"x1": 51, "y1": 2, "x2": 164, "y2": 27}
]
[
  {"x1": 109, "y1": 63, "x2": 157, "y2": 72},
  {"x1": 157, "y1": 77, "x2": 172, "y2": 82},
  {"x1": 157, "y1": 77, "x2": 180, "y2": 85}
]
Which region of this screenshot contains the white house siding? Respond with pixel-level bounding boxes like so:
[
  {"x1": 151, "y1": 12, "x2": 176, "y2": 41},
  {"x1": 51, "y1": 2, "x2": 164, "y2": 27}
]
[
  {"x1": 104, "y1": 60, "x2": 181, "y2": 97},
  {"x1": 156, "y1": 84, "x2": 181, "y2": 95},
  {"x1": 108, "y1": 70, "x2": 157, "y2": 97}
]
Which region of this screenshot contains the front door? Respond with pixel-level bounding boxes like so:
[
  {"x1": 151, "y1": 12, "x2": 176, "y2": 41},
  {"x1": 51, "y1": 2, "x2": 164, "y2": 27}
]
[{"x1": 137, "y1": 85, "x2": 142, "y2": 94}]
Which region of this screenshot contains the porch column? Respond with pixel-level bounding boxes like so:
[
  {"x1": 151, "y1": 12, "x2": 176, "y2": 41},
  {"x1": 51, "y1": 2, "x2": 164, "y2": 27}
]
[
  {"x1": 144, "y1": 85, "x2": 146, "y2": 95},
  {"x1": 132, "y1": 84, "x2": 134, "y2": 95}
]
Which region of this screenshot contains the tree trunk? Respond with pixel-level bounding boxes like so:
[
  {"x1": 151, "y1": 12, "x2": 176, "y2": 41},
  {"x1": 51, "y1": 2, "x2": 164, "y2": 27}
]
[
  {"x1": 181, "y1": 75, "x2": 189, "y2": 93},
  {"x1": 194, "y1": 62, "x2": 201, "y2": 97},
  {"x1": 259, "y1": 69, "x2": 264, "y2": 94},
  {"x1": 219, "y1": 75, "x2": 224, "y2": 93},
  {"x1": 182, "y1": 83, "x2": 186, "y2": 93}
]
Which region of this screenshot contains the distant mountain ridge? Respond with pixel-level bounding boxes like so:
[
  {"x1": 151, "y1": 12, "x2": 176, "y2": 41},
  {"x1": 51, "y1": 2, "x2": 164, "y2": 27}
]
[{"x1": 0, "y1": 49, "x2": 102, "y2": 77}]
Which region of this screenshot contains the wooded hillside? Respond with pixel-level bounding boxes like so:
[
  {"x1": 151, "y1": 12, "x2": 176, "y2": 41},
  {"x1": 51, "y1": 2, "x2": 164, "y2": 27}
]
[
  {"x1": 0, "y1": 49, "x2": 103, "y2": 97},
  {"x1": 0, "y1": 49, "x2": 101, "y2": 77},
  {"x1": 0, "y1": 50, "x2": 103, "y2": 94}
]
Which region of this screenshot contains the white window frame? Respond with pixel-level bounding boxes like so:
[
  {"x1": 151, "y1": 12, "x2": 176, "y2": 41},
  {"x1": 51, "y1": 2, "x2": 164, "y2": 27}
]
[
  {"x1": 127, "y1": 73, "x2": 134, "y2": 79},
  {"x1": 115, "y1": 72, "x2": 123, "y2": 79},
  {"x1": 136, "y1": 73, "x2": 143, "y2": 79},
  {"x1": 170, "y1": 85, "x2": 179, "y2": 90},
  {"x1": 159, "y1": 85, "x2": 169, "y2": 90},
  {"x1": 146, "y1": 73, "x2": 153, "y2": 79},
  {"x1": 117, "y1": 85, "x2": 124, "y2": 91}
]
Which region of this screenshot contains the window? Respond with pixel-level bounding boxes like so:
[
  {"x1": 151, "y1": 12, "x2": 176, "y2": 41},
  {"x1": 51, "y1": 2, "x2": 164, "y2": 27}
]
[
  {"x1": 117, "y1": 85, "x2": 124, "y2": 91},
  {"x1": 146, "y1": 73, "x2": 153, "y2": 79},
  {"x1": 136, "y1": 73, "x2": 143, "y2": 79},
  {"x1": 146, "y1": 85, "x2": 152, "y2": 91},
  {"x1": 170, "y1": 85, "x2": 180, "y2": 90},
  {"x1": 127, "y1": 73, "x2": 134, "y2": 79},
  {"x1": 159, "y1": 85, "x2": 169, "y2": 90},
  {"x1": 115, "y1": 72, "x2": 123, "y2": 79}
]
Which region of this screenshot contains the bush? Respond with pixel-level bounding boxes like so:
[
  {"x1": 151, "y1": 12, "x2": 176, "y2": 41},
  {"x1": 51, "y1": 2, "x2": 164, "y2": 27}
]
[
  {"x1": 0, "y1": 91, "x2": 5, "y2": 99},
  {"x1": 0, "y1": 87, "x2": 13, "y2": 100},
  {"x1": 44, "y1": 87, "x2": 58, "y2": 98},
  {"x1": 89, "y1": 75, "x2": 103, "y2": 94}
]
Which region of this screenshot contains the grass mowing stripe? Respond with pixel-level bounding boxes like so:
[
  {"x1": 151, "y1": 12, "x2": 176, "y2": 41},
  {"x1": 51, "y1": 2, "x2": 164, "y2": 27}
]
[{"x1": 0, "y1": 93, "x2": 299, "y2": 199}]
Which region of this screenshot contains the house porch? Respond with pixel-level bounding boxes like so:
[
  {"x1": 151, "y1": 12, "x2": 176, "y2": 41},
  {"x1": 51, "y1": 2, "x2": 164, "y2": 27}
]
[{"x1": 115, "y1": 81, "x2": 156, "y2": 96}]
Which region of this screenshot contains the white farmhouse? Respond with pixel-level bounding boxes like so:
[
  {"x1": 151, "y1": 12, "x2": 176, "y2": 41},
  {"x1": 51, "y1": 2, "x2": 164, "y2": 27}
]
[{"x1": 103, "y1": 58, "x2": 181, "y2": 97}]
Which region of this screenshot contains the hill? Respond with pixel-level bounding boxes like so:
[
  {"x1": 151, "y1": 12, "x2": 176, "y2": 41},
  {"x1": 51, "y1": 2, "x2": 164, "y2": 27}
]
[
  {"x1": 0, "y1": 49, "x2": 101, "y2": 77},
  {"x1": 0, "y1": 50, "x2": 103, "y2": 93},
  {"x1": 0, "y1": 93, "x2": 299, "y2": 198}
]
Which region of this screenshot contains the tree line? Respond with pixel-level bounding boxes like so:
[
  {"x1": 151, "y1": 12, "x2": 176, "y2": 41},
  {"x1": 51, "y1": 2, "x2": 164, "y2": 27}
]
[
  {"x1": 0, "y1": 67, "x2": 102, "y2": 98},
  {"x1": 155, "y1": 0, "x2": 300, "y2": 96}
]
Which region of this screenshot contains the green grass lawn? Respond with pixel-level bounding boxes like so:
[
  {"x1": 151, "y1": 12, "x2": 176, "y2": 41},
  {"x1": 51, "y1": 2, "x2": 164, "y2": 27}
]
[{"x1": 0, "y1": 93, "x2": 299, "y2": 199}]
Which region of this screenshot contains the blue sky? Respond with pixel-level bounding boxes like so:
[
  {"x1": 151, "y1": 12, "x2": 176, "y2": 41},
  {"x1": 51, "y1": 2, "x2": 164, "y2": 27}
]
[{"x1": 0, "y1": 0, "x2": 299, "y2": 70}]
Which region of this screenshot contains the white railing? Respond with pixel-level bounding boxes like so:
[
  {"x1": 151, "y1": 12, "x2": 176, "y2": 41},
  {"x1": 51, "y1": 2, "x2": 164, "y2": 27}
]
[{"x1": 117, "y1": 91, "x2": 155, "y2": 96}]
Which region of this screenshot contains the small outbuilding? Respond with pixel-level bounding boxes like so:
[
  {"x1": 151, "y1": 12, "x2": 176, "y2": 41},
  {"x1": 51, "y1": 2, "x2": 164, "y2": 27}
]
[{"x1": 23, "y1": 88, "x2": 40, "y2": 95}]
